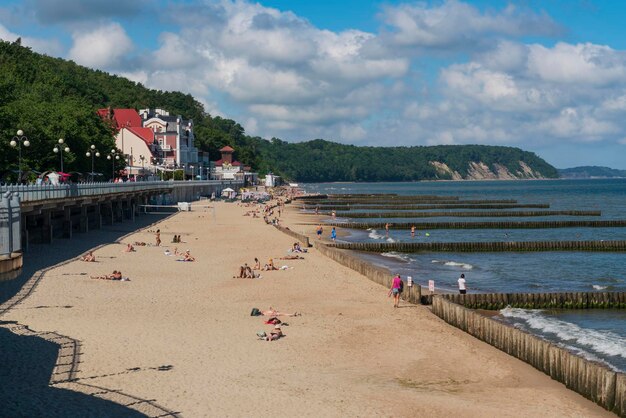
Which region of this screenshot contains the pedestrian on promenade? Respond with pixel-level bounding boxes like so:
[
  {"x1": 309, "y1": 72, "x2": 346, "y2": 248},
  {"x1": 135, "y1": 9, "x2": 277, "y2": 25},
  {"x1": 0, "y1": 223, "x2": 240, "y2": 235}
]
[{"x1": 458, "y1": 274, "x2": 467, "y2": 294}]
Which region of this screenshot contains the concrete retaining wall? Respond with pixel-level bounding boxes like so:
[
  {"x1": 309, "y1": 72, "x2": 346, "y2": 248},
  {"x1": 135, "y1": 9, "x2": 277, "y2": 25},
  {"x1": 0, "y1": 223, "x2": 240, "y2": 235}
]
[
  {"x1": 329, "y1": 240, "x2": 626, "y2": 253},
  {"x1": 273, "y1": 225, "x2": 311, "y2": 247},
  {"x1": 314, "y1": 243, "x2": 422, "y2": 305},
  {"x1": 432, "y1": 296, "x2": 625, "y2": 416}
]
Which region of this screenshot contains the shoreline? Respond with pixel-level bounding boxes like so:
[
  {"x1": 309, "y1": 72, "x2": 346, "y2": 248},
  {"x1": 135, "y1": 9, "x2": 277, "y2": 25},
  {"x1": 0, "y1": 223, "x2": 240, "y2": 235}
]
[{"x1": 0, "y1": 200, "x2": 614, "y2": 417}]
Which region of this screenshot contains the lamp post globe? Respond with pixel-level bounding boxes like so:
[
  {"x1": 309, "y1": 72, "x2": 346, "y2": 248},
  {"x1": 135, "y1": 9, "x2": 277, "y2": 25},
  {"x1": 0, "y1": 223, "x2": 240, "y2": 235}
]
[{"x1": 10, "y1": 130, "x2": 31, "y2": 183}]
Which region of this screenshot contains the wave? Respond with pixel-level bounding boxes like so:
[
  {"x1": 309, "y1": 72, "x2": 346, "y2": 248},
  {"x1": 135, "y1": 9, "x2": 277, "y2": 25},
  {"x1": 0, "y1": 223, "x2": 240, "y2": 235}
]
[
  {"x1": 431, "y1": 259, "x2": 474, "y2": 270},
  {"x1": 592, "y1": 285, "x2": 609, "y2": 290},
  {"x1": 386, "y1": 237, "x2": 397, "y2": 243},
  {"x1": 381, "y1": 252, "x2": 413, "y2": 262},
  {"x1": 500, "y1": 308, "x2": 626, "y2": 362},
  {"x1": 368, "y1": 229, "x2": 384, "y2": 240}
]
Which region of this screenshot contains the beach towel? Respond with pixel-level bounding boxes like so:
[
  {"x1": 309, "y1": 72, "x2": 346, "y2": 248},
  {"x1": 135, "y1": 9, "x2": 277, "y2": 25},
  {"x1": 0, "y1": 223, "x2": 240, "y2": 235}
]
[
  {"x1": 250, "y1": 308, "x2": 261, "y2": 316},
  {"x1": 264, "y1": 317, "x2": 281, "y2": 325}
]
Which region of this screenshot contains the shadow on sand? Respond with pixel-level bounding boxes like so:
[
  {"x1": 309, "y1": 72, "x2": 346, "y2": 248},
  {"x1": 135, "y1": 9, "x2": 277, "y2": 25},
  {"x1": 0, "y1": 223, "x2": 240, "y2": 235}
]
[{"x1": 0, "y1": 214, "x2": 180, "y2": 417}]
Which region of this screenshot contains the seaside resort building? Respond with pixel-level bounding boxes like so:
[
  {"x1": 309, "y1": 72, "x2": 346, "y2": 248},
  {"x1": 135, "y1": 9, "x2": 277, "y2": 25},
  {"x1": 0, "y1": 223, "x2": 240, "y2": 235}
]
[
  {"x1": 213, "y1": 146, "x2": 257, "y2": 184},
  {"x1": 97, "y1": 107, "x2": 209, "y2": 179}
]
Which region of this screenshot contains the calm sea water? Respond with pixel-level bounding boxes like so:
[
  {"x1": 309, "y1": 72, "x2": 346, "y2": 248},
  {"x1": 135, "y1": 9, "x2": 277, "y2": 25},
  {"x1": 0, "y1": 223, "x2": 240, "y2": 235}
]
[{"x1": 302, "y1": 179, "x2": 626, "y2": 371}]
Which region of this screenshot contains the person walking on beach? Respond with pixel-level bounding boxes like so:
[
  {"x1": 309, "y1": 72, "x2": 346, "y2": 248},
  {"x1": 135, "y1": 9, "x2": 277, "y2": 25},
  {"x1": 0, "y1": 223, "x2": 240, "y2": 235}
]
[
  {"x1": 155, "y1": 229, "x2": 161, "y2": 246},
  {"x1": 458, "y1": 274, "x2": 467, "y2": 294},
  {"x1": 331, "y1": 227, "x2": 337, "y2": 241},
  {"x1": 316, "y1": 224, "x2": 323, "y2": 239},
  {"x1": 388, "y1": 274, "x2": 403, "y2": 308},
  {"x1": 385, "y1": 223, "x2": 390, "y2": 236},
  {"x1": 411, "y1": 225, "x2": 415, "y2": 238}
]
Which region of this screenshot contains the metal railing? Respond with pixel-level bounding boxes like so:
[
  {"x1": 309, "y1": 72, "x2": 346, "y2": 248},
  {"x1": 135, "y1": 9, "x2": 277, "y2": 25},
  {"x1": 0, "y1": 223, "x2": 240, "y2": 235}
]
[{"x1": 0, "y1": 180, "x2": 242, "y2": 203}]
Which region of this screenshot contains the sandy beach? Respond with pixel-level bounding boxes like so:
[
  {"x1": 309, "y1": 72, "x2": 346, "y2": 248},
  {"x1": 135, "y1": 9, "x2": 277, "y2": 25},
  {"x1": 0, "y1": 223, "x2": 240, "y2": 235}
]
[{"x1": 0, "y1": 200, "x2": 614, "y2": 417}]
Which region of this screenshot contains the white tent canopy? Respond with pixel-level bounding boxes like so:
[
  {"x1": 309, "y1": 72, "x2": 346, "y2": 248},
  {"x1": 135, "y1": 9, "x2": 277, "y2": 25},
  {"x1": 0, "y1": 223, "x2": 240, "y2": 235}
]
[{"x1": 222, "y1": 187, "x2": 235, "y2": 193}]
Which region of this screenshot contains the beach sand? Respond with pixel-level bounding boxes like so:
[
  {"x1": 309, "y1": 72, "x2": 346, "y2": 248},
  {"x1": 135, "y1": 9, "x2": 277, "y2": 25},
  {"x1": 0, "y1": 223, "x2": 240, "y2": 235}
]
[{"x1": 0, "y1": 201, "x2": 613, "y2": 417}]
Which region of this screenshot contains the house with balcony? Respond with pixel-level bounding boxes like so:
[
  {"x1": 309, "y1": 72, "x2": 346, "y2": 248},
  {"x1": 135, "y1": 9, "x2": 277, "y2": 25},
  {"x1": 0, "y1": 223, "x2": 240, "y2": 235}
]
[{"x1": 98, "y1": 107, "x2": 209, "y2": 178}]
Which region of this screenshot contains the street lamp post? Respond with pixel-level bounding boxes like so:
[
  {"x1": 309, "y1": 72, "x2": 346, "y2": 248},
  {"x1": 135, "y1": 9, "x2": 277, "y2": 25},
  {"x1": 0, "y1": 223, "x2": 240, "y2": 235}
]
[
  {"x1": 9, "y1": 130, "x2": 30, "y2": 183},
  {"x1": 85, "y1": 145, "x2": 100, "y2": 181},
  {"x1": 53, "y1": 138, "x2": 70, "y2": 173},
  {"x1": 107, "y1": 149, "x2": 120, "y2": 180},
  {"x1": 182, "y1": 164, "x2": 186, "y2": 180},
  {"x1": 139, "y1": 155, "x2": 146, "y2": 180},
  {"x1": 190, "y1": 165, "x2": 195, "y2": 181}
]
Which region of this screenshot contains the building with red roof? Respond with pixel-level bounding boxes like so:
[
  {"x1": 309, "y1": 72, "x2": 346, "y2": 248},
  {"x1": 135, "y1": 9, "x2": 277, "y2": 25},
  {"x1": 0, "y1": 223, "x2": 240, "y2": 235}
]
[{"x1": 97, "y1": 107, "x2": 209, "y2": 178}]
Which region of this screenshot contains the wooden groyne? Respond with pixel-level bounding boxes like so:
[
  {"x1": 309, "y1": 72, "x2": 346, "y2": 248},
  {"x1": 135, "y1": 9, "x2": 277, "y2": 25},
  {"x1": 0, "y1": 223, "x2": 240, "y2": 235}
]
[
  {"x1": 302, "y1": 196, "x2": 461, "y2": 204},
  {"x1": 303, "y1": 199, "x2": 518, "y2": 207},
  {"x1": 314, "y1": 242, "x2": 421, "y2": 305},
  {"x1": 319, "y1": 203, "x2": 550, "y2": 211},
  {"x1": 329, "y1": 240, "x2": 626, "y2": 252},
  {"x1": 319, "y1": 220, "x2": 626, "y2": 230},
  {"x1": 312, "y1": 210, "x2": 601, "y2": 219},
  {"x1": 432, "y1": 296, "x2": 626, "y2": 416},
  {"x1": 437, "y1": 292, "x2": 626, "y2": 310}
]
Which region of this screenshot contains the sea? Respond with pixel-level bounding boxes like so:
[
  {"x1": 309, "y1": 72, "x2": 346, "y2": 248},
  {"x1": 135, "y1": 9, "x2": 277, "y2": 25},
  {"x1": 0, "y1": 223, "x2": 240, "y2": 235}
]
[{"x1": 302, "y1": 179, "x2": 626, "y2": 372}]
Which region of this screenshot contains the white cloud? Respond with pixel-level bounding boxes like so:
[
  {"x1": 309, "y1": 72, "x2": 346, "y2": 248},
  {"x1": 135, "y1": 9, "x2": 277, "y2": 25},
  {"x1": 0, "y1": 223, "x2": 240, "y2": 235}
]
[
  {"x1": 379, "y1": 0, "x2": 562, "y2": 49},
  {"x1": 528, "y1": 42, "x2": 626, "y2": 86},
  {"x1": 68, "y1": 22, "x2": 133, "y2": 69}
]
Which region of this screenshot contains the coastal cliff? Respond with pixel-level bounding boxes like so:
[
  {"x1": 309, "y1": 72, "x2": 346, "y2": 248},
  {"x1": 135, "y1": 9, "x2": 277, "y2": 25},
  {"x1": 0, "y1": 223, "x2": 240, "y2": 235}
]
[{"x1": 431, "y1": 160, "x2": 545, "y2": 180}]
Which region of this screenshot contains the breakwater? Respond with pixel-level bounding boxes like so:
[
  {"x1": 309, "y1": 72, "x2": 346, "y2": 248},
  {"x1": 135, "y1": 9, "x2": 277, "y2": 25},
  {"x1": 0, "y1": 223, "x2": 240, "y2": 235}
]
[
  {"x1": 318, "y1": 203, "x2": 550, "y2": 211},
  {"x1": 313, "y1": 210, "x2": 601, "y2": 219},
  {"x1": 320, "y1": 220, "x2": 626, "y2": 230},
  {"x1": 328, "y1": 240, "x2": 626, "y2": 252},
  {"x1": 300, "y1": 196, "x2": 462, "y2": 204},
  {"x1": 302, "y1": 199, "x2": 518, "y2": 207},
  {"x1": 437, "y1": 292, "x2": 626, "y2": 310},
  {"x1": 432, "y1": 296, "x2": 626, "y2": 416}
]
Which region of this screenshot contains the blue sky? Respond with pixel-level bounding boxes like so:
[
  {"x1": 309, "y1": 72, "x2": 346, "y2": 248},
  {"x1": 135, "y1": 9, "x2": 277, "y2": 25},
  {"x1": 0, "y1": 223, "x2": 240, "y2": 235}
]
[{"x1": 2, "y1": 0, "x2": 626, "y2": 169}]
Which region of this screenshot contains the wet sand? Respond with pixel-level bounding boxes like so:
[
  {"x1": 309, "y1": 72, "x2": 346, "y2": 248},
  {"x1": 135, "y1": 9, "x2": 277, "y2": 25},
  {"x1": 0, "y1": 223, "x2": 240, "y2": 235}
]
[{"x1": 0, "y1": 201, "x2": 613, "y2": 417}]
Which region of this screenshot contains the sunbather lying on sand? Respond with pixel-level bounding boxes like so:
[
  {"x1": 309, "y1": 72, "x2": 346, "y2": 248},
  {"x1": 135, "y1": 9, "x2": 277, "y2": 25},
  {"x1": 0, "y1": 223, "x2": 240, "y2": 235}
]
[
  {"x1": 81, "y1": 251, "x2": 96, "y2": 262},
  {"x1": 256, "y1": 324, "x2": 284, "y2": 341},
  {"x1": 266, "y1": 325, "x2": 283, "y2": 341},
  {"x1": 261, "y1": 307, "x2": 300, "y2": 317},
  {"x1": 134, "y1": 241, "x2": 148, "y2": 246},
  {"x1": 280, "y1": 255, "x2": 304, "y2": 260},
  {"x1": 90, "y1": 270, "x2": 129, "y2": 281},
  {"x1": 123, "y1": 243, "x2": 135, "y2": 252}
]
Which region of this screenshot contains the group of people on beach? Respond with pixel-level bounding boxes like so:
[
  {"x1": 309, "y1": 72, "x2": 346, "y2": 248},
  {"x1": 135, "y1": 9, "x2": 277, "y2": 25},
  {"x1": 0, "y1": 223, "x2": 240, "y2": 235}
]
[{"x1": 251, "y1": 307, "x2": 301, "y2": 341}]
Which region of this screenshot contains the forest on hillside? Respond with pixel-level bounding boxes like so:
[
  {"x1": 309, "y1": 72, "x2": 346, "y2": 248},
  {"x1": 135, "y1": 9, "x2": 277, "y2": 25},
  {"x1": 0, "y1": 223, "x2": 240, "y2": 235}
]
[{"x1": 0, "y1": 40, "x2": 558, "y2": 182}]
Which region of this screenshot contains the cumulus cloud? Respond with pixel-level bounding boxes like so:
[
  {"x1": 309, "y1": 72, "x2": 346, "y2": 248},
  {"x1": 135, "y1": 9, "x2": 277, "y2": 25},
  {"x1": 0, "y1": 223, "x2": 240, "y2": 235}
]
[
  {"x1": 379, "y1": 0, "x2": 563, "y2": 50},
  {"x1": 68, "y1": 22, "x2": 133, "y2": 69}
]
